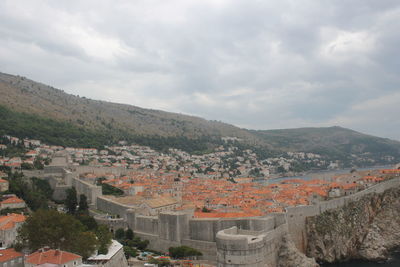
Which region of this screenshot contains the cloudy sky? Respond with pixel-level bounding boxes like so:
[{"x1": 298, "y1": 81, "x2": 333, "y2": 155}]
[{"x1": 1, "y1": 0, "x2": 399, "y2": 140}]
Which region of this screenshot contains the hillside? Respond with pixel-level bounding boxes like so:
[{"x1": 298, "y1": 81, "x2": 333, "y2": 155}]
[
  {"x1": 252, "y1": 127, "x2": 400, "y2": 160},
  {"x1": 0, "y1": 72, "x2": 260, "y2": 143},
  {"x1": 1, "y1": 71, "x2": 400, "y2": 166}
]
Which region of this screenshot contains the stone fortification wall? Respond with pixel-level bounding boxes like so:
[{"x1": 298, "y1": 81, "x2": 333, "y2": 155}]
[
  {"x1": 23, "y1": 167, "x2": 71, "y2": 201},
  {"x1": 72, "y1": 177, "x2": 102, "y2": 206},
  {"x1": 216, "y1": 223, "x2": 288, "y2": 267},
  {"x1": 22, "y1": 170, "x2": 46, "y2": 178},
  {"x1": 135, "y1": 215, "x2": 159, "y2": 235},
  {"x1": 72, "y1": 166, "x2": 129, "y2": 176},
  {"x1": 189, "y1": 216, "x2": 278, "y2": 242},
  {"x1": 96, "y1": 196, "x2": 132, "y2": 219},
  {"x1": 286, "y1": 177, "x2": 400, "y2": 252},
  {"x1": 90, "y1": 174, "x2": 400, "y2": 265},
  {"x1": 182, "y1": 239, "x2": 218, "y2": 260},
  {"x1": 92, "y1": 216, "x2": 127, "y2": 232}
]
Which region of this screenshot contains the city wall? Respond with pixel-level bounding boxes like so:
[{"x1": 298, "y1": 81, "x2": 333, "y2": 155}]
[
  {"x1": 215, "y1": 221, "x2": 288, "y2": 267},
  {"x1": 286, "y1": 177, "x2": 400, "y2": 252},
  {"x1": 22, "y1": 162, "x2": 400, "y2": 265},
  {"x1": 72, "y1": 176, "x2": 102, "y2": 205},
  {"x1": 72, "y1": 166, "x2": 129, "y2": 177}
]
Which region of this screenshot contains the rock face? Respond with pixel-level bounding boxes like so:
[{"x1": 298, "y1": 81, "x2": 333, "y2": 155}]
[
  {"x1": 278, "y1": 234, "x2": 319, "y2": 267},
  {"x1": 306, "y1": 187, "x2": 400, "y2": 263}
]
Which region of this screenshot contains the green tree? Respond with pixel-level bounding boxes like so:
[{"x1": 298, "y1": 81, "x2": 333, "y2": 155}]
[
  {"x1": 168, "y1": 246, "x2": 202, "y2": 259},
  {"x1": 123, "y1": 246, "x2": 137, "y2": 259},
  {"x1": 78, "y1": 194, "x2": 88, "y2": 214},
  {"x1": 21, "y1": 163, "x2": 34, "y2": 170},
  {"x1": 136, "y1": 239, "x2": 149, "y2": 250},
  {"x1": 125, "y1": 228, "x2": 134, "y2": 240},
  {"x1": 148, "y1": 257, "x2": 170, "y2": 266},
  {"x1": 17, "y1": 209, "x2": 98, "y2": 259},
  {"x1": 76, "y1": 214, "x2": 98, "y2": 231},
  {"x1": 101, "y1": 183, "x2": 124, "y2": 196},
  {"x1": 33, "y1": 157, "x2": 44, "y2": 170},
  {"x1": 31, "y1": 177, "x2": 53, "y2": 200},
  {"x1": 115, "y1": 228, "x2": 125, "y2": 241},
  {"x1": 7, "y1": 172, "x2": 50, "y2": 210},
  {"x1": 65, "y1": 187, "x2": 78, "y2": 214},
  {"x1": 96, "y1": 225, "x2": 112, "y2": 255}
]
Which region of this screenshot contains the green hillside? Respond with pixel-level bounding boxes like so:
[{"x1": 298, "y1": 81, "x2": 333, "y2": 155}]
[{"x1": 1, "y1": 71, "x2": 400, "y2": 166}]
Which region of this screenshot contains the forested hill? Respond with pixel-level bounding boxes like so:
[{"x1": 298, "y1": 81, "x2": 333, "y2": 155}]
[
  {"x1": 0, "y1": 72, "x2": 257, "y2": 140},
  {"x1": 252, "y1": 127, "x2": 400, "y2": 159},
  {"x1": 1, "y1": 71, "x2": 400, "y2": 164}
]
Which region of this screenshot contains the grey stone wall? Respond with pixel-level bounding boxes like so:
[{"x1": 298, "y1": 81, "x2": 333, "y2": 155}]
[
  {"x1": 96, "y1": 197, "x2": 131, "y2": 219},
  {"x1": 286, "y1": 177, "x2": 400, "y2": 252},
  {"x1": 72, "y1": 166, "x2": 129, "y2": 176},
  {"x1": 72, "y1": 177, "x2": 102, "y2": 206},
  {"x1": 135, "y1": 215, "x2": 159, "y2": 235}
]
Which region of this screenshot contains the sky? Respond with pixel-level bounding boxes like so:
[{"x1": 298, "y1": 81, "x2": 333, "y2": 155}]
[{"x1": 1, "y1": 0, "x2": 400, "y2": 140}]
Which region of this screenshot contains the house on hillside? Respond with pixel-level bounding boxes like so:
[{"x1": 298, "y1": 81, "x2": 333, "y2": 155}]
[
  {"x1": 0, "y1": 248, "x2": 24, "y2": 267},
  {"x1": 0, "y1": 213, "x2": 26, "y2": 248},
  {"x1": 0, "y1": 195, "x2": 26, "y2": 210},
  {"x1": 25, "y1": 248, "x2": 82, "y2": 267}
]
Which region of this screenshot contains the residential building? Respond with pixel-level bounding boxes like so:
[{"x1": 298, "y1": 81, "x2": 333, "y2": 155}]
[
  {"x1": 25, "y1": 248, "x2": 82, "y2": 267},
  {"x1": 0, "y1": 248, "x2": 24, "y2": 267},
  {"x1": 0, "y1": 213, "x2": 26, "y2": 248},
  {"x1": 0, "y1": 196, "x2": 26, "y2": 210}
]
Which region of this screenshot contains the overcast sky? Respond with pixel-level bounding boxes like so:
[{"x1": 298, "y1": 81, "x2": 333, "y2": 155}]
[{"x1": 1, "y1": 1, "x2": 399, "y2": 140}]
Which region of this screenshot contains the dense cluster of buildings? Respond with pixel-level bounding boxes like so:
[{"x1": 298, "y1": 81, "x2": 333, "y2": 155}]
[
  {"x1": 80, "y1": 165, "x2": 399, "y2": 220},
  {"x1": 1, "y1": 135, "x2": 400, "y2": 266}
]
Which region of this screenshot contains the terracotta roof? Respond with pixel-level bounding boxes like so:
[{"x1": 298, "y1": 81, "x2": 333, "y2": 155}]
[
  {"x1": 27, "y1": 249, "x2": 81, "y2": 265},
  {"x1": 1, "y1": 196, "x2": 24, "y2": 204},
  {"x1": 0, "y1": 213, "x2": 26, "y2": 230},
  {"x1": 0, "y1": 248, "x2": 23, "y2": 263}
]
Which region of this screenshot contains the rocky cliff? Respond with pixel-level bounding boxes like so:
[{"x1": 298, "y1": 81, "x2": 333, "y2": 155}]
[
  {"x1": 278, "y1": 234, "x2": 319, "y2": 267},
  {"x1": 306, "y1": 186, "x2": 400, "y2": 263}
]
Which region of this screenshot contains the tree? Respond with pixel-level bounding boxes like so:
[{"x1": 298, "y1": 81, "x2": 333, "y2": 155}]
[
  {"x1": 101, "y1": 183, "x2": 124, "y2": 196},
  {"x1": 76, "y1": 214, "x2": 98, "y2": 231},
  {"x1": 169, "y1": 246, "x2": 202, "y2": 259},
  {"x1": 125, "y1": 228, "x2": 134, "y2": 240},
  {"x1": 33, "y1": 157, "x2": 44, "y2": 170},
  {"x1": 65, "y1": 187, "x2": 78, "y2": 214},
  {"x1": 115, "y1": 228, "x2": 125, "y2": 241},
  {"x1": 7, "y1": 173, "x2": 51, "y2": 210},
  {"x1": 78, "y1": 194, "x2": 88, "y2": 214},
  {"x1": 96, "y1": 225, "x2": 112, "y2": 255},
  {"x1": 123, "y1": 246, "x2": 137, "y2": 259},
  {"x1": 148, "y1": 257, "x2": 171, "y2": 266},
  {"x1": 21, "y1": 163, "x2": 34, "y2": 170},
  {"x1": 31, "y1": 177, "x2": 53, "y2": 200},
  {"x1": 136, "y1": 239, "x2": 149, "y2": 250},
  {"x1": 17, "y1": 209, "x2": 98, "y2": 259}
]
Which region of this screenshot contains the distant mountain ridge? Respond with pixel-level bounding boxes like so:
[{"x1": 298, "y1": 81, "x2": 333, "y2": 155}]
[{"x1": 1, "y1": 72, "x2": 399, "y2": 164}]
